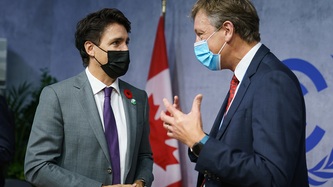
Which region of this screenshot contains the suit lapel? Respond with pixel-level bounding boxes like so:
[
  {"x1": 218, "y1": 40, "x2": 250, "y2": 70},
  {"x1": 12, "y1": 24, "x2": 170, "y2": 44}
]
[
  {"x1": 210, "y1": 96, "x2": 228, "y2": 138},
  {"x1": 216, "y1": 45, "x2": 270, "y2": 139},
  {"x1": 73, "y1": 72, "x2": 111, "y2": 163},
  {"x1": 216, "y1": 77, "x2": 251, "y2": 138},
  {"x1": 118, "y1": 80, "x2": 137, "y2": 179}
]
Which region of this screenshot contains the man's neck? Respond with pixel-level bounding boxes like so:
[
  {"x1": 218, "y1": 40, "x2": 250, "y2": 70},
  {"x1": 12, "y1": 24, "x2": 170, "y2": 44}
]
[
  {"x1": 87, "y1": 64, "x2": 115, "y2": 86},
  {"x1": 228, "y1": 38, "x2": 258, "y2": 71}
]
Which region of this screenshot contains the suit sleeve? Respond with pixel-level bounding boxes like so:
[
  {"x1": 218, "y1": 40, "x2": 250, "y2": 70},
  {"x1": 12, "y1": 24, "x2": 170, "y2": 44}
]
[
  {"x1": 133, "y1": 91, "x2": 154, "y2": 187},
  {"x1": 194, "y1": 71, "x2": 306, "y2": 187},
  {"x1": 24, "y1": 86, "x2": 102, "y2": 187}
]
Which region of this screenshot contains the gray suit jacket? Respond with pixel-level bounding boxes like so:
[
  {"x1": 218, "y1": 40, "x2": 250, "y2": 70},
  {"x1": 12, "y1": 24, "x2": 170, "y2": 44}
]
[{"x1": 24, "y1": 71, "x2": 153, "y2": 187}]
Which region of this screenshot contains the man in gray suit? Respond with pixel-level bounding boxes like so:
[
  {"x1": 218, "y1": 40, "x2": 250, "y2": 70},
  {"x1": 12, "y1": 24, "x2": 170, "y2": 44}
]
[{"x1": 24, "y1": 8, "x2": 153, "y2": 187}]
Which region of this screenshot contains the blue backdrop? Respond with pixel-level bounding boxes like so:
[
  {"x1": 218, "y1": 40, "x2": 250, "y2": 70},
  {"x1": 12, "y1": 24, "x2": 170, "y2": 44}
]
[{"x1": 1, "y1": 0, "x2": 332, "y2": 186}]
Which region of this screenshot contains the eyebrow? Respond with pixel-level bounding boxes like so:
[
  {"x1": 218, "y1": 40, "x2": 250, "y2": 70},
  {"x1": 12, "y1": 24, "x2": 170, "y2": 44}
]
[
  {"x1": 111, "y1": 36, "x2": 130, "y2": 43},
  {"x1": 194, "y1": 28, "x2": 207, "y2": 35}
]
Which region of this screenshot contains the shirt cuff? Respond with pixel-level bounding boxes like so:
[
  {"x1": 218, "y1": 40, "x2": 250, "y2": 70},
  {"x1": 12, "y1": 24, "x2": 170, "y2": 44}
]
[{"x1": 200, "y1": 135, "x2": 209, "y2": 144}]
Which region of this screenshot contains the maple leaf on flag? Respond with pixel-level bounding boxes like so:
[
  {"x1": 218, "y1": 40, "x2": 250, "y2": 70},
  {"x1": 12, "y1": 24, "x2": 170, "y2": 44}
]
[
  {"x1": 146, "y1": 14, "x2": 182, "y2": 186},
  {"x1": 148, "y1": 94, "x2": 179, "y2": 170}
]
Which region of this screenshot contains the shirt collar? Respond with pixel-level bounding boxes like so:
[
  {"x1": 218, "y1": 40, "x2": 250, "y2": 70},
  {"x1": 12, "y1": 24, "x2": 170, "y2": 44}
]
[
  {"x1": 234, "y1": 42, "x2": 262, "y2": 82},
  {"x1": 85, "y1": 67, "x2": 120, "y2": 95}
]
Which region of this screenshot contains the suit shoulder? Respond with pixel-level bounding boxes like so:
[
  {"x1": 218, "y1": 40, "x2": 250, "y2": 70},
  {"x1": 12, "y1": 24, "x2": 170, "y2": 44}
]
[
  {"x1": 260, "y1": 53, "x2": 298, "y2": 79},
  {"x1": 46, "y1": 72, "x2": 86, "y2": 90}
]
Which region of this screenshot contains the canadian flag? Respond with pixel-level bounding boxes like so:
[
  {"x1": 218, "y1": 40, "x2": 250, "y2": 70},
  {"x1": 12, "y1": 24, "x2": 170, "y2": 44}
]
[{"x1": 146, "y1": 16, "x2": 182, "y2": 187}]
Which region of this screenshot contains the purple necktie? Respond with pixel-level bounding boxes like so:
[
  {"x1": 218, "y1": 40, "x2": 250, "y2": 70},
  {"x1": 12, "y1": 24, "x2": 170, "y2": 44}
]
[{"x1": 103, "y1": 87, "x2": 121, "y2": 184}]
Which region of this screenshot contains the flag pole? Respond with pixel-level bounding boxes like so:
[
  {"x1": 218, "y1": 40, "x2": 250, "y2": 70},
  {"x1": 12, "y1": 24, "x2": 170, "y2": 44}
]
[{"x1": 162, "y1": 0, "x2": 166, "y2": 17}]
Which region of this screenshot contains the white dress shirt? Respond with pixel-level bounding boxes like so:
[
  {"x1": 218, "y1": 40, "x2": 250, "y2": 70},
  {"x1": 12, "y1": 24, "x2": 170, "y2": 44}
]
[
  {"x1": 226, "y1": 42, "x2": 262, "y2": 114},
  {"x1": 219, "y1": 42, "x2": 262, "y2": 130},
  {"x1": 85, "y1": 68, "x2": 128, "y2": 183}
]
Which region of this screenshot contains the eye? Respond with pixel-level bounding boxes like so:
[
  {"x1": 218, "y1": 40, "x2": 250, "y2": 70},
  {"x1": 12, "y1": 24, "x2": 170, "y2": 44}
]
[
  {"x1": 197, "y1": 33, "x2": 204, "y2": 40},
  {"x1": 111, "y1": 40, "x2": 120, "y2": 46}
]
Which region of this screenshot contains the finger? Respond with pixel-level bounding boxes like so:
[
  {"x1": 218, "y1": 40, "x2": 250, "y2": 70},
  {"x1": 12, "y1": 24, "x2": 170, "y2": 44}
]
[
  {"x1": 174, "y1": 95, "x2": 183, "y2": 112},
  {"x1": 162, "y1": 122, "x2": 174, "y2": 138},
  {"x1": 162, "y1": 98, "x2": 178, "y2": 116},
  {"x1": 160, "y1": 110, "x2": 174, "y2": 125},
  {"x1": 166, "y1": 129, "x2": 174, "y2": 138},
  {"x1": 163, "y1": 122, "x2": 170, "y2": 130},
  {"x1": 173, "y1": 95, "x2": 179, "y2": 109},
  {"x1": 191, "y1": 94, "x2": 203, "y2": 113},
  {"x1": 166, "y1": 124, "x2": 174, "y2": 137}
]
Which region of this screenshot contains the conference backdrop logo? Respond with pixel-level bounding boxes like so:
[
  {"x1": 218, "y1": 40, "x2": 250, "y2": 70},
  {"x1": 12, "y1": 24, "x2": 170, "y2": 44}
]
[{"x1": 283, "y1": 58, "x2": 332, "y2": 186}]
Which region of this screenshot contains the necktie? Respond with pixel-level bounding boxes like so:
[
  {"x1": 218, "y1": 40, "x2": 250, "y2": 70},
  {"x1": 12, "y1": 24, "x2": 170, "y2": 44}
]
[
  {"x1": 200, "y1": 179, "x2": 206, "y2": 187},
  {"x1": 103, "y1": 87, "x2": 121, "y2": 184},
  {"x1": 225, "y1": 74, "x2": 239, "y2": 112}
]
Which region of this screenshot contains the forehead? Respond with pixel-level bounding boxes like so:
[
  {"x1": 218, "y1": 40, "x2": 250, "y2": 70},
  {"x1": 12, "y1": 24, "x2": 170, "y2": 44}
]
[
  {"x1": 193, "y1": 9, "x2": 214, "y2": 33},
  {"x1": 100, "y1": 23, "x2": 129, "y2": 42}
]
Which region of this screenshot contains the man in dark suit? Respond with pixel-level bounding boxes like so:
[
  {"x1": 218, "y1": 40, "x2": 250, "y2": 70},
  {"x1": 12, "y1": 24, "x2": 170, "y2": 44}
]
[
  {"x1": 0, "y1": 95, "x2": 15, "y2": 187},
  {"x1": 160, "y1": 0, "x2": 309, "y2": 186},
  {"x1": 24, "y1": 8, "x2": 153, "y2": 187}
]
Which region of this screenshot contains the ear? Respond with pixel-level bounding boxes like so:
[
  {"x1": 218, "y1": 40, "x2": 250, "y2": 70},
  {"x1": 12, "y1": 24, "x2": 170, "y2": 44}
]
[
  {"x1": 84, "y1": 41, "x2": 95, "y2": 56},
  {"x1": 221, "y1": 21, "x2": 234, "y2": 42}
]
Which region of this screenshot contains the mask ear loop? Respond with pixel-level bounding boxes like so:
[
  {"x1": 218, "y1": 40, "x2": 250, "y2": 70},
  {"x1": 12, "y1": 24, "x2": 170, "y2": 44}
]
[
  {"x1": 218, "y1": 42, "x2": 226, "y2": 54},
  {"x1": 214, "y1": 24, "x2": 226, "y2": 54},
  {"x1": 94, "y1": 56, "x2": 104, "y2": 66},
  {"x1": 206, "y1": 24, "x2": 224, "y2": 41},
  {"x1": 206, "y1": 30, "x2": 217, "y2": 41},
  {"x1": 94, "y1": 44, "x2": 108, "y2": 53},
  {"x1": 92, "y1": 43, "x2": 108, "y2": 66}
]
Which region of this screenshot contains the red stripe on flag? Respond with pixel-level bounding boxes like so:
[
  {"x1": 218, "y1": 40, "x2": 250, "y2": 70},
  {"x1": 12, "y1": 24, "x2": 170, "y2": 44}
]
[
  {"x1": 146, "y1": 15, "x2": 182, "y2": 187},
  {"x1": 147, "y1": 16, "x2": 168, "y2": 80}
]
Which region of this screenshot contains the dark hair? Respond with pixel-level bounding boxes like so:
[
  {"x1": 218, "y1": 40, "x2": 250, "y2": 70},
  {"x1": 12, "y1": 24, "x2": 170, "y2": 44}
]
[
  {"x1": 191, "y1": 0, "x2": 260, "y2": 43},
  {"x1": 75, "y1": 8, "x2": 131, "y2": 67}
]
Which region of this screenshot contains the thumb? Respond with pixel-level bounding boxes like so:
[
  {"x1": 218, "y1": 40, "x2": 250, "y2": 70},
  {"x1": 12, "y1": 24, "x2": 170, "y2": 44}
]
[{"x1": 191, "y1": 94, "x2": 203, "y2": 113}]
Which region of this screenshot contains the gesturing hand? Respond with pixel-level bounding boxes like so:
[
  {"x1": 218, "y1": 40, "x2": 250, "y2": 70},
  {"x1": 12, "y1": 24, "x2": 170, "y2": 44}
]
[{"x1": 160, "y1": 94, "x2": 206, "y2": 148}]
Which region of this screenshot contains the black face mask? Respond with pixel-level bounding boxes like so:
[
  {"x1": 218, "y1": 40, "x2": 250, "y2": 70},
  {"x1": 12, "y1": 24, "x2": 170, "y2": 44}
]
[{"x1": 94, "y1": 45, "x2": 130, "y2": 79}]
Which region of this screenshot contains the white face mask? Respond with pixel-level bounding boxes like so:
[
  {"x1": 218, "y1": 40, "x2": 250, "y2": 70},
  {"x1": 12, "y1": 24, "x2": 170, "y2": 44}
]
[{"x1": 194, "y1": 31, "x2": 226, "y2": 71}]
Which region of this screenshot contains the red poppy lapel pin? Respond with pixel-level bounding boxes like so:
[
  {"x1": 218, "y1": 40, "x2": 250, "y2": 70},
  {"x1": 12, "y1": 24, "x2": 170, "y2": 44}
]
[{"x1": 124, "y1": 89, "x2": 136, "y2": 105}]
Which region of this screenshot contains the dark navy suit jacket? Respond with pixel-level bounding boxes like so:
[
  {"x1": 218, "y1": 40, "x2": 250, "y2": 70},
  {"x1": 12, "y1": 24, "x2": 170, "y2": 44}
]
[
  {"x1": 189, "y1": 45, "x2": 309, "y2": 187},
  {"x1": 0, "y1": 96, "x2": 15, "y2": 187}
]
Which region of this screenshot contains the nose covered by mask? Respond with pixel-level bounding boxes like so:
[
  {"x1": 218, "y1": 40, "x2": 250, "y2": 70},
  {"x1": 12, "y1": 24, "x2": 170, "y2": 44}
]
[
  {"x1": 194, "y1": 31, "x2": 226, "y2": 71},
  {"x1": 94, "y1": 45, "x2": 130, "y2": 79}
]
